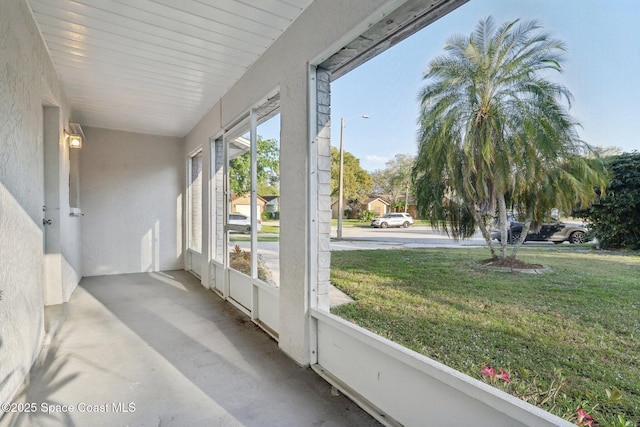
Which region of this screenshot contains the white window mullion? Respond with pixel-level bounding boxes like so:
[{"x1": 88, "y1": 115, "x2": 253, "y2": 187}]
[{"x1": 250, "y1": 109, "x2": 258, "y2": 278}]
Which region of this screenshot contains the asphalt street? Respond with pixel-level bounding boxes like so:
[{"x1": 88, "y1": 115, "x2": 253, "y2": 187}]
[{"x1": 330, "y1": 224, "x2": 487, "y2": 250}]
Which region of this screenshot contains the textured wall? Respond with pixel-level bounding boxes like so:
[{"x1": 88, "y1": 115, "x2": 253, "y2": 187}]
[
  {"x1": 80, "y1": 127, "x2": 184, "y2": 276},
  {"x1": 0, "y1": 0, "x2": 73, "y2": 407}
]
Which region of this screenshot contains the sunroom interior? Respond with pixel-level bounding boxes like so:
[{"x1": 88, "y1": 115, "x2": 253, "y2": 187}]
[{"x1": 0, "y1": 0, "x2": 573, "y2": 425}]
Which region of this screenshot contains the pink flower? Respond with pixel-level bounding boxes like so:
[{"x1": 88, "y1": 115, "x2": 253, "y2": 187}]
[
  {"x1": 481, "y1": 366, "x2": 495, "y2": 379},
  {"x1": 499, "y1": 369, "x2": 510, "y2": 383},
  {"x1": 576, "y1": 408, "x2": 593, "y2": 426}
]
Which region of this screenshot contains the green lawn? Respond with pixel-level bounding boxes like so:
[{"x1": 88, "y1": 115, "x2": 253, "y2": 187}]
[
  {"x1": 229, "y1": 236, "x2": 279, "y2": 242},
  {"x1": 259, "y1": 224, "x2": 280, "y2": 234},
  {"x1": 226, "y1": 224, "x2": 279, "y2": 241},
  {"x1": 330, "y1": 219, "x2": 371, "y2": 228},
  {"x1": 330, "y1": 246, "x2": 640, "y2": 425}
]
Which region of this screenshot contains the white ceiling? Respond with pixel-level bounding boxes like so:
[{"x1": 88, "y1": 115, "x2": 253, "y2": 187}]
[{"x1": 27, "y1": 0, "x2": 313, "y2": 137}]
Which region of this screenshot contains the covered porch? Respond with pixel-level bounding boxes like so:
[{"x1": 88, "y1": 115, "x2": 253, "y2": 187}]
[
  {"x1": 3, "y1": 270, "x2": 378, "y2": 426},
  {"x1": 1, "y1": 0, "x2": 573, "y2": 425}
]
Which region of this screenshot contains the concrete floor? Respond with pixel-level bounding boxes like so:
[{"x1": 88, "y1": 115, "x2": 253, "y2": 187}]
[{"x1": 1, "y1": 271, "x2": 379, "y2": 427}]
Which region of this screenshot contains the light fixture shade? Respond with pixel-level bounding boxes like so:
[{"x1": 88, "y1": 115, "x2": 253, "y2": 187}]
[
  {"x1": 68, "y1": 134, "x2": 82, "y2": 148},
  {"x1": 67, "y1": 123, "x2": 85, "y2": 149}
]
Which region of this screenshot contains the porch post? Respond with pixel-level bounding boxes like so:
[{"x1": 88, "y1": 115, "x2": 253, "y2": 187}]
[{"x1": 277, "y1": 66, "x2": 313, "y2": 365}]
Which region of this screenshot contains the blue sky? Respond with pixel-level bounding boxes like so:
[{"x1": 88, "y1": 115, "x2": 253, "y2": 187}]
[{"x1": 262, "y1": 0, "x2": 640, "y2": 171}]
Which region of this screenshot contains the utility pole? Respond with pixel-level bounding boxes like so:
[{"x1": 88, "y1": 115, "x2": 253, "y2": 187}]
[{"x1": 337, "y1": 114, "x2": 369, "y2": 239}]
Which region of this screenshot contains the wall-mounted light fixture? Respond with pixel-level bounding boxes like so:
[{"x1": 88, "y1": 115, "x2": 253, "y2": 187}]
[
  {"x1": 67, "y1": 133, "x2": 82, "y2": 148},
  {"x1": 66, "y1": 123, "x2": 85, "y2": 149}
]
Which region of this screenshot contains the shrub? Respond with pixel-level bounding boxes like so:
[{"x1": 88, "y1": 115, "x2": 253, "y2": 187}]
[
  {"x1": 578, "y1": 152, "x2": 640, "y2": 249},
  {"x1": 359, "y1": 210, "x2": 375, "y2": 222}
]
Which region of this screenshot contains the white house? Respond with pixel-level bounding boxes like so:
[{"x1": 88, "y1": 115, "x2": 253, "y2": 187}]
[{"x1": 0, "y1": 0, "x2": 572, "y2": 425}]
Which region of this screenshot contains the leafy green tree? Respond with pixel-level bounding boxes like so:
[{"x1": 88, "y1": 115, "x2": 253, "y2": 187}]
[
  {"x1": 229, "y1": 137, "x2": 279, "y2": 195},
  {"x1": 412, "y1": 17, "x2": 608, "y2": 260},
  {"x1": 257, "y1": 182, "x2": 279, "y2": 196},
  {"x1": 578, "y1": 152, "x2": 640, "y2": 249},
  {"x1": 330, "y1": 147, "x2": 374, "y2": 202},
  {"x1": 372, "y1": 154, "x2": 415, "y2": 212}
]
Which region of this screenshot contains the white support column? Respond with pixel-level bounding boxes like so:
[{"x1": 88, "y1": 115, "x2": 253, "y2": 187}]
[
  {"x1": 200, "y1": 141, "x2": 211, "y2": 289},
  {"x1": 315, "y1": 67, "x2": 333, "y2": 312},
  {"x1": 308, "y1": 66, "x2": 319, "y2": 365},
  {"x1": 307, "y1": 65, "x2": 332, "y2": 365},
  {"x1": 277, "y1": 64, "x2": 332, "y2": 365},
  {"x1": 278, "y1": 68, "x2": 312, "y2": 365}
]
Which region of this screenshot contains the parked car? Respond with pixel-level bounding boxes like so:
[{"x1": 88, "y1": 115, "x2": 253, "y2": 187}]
[
  {"x1": 371, "y1": 212, "x2": 414, "y2": 228},
  {"x1": 490, "y1": 218, "x2": 587, "y2": 244},
  {"x1": 228, "y1": 213, "x2": 262, "y2": 233}
]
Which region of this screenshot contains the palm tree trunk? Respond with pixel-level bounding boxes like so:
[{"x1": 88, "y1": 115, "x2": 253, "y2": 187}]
[
  {"x1": 467, "y1": 202, "x2": 496, "y2": 258},
  {"x1": 497, "y1": 194, "x2": 508, "y2": 259},
  {"x1": 511, "y1": 216, "x2": 532, "y2": 258}
]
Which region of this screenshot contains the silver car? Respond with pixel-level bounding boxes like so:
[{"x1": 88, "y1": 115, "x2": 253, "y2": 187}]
[
  {"x1": 371, "y1": 212, "x2": 414, "y2": 228},
  {"x1": 228, "y1": 213, "x2": 262, "y2": 233}
]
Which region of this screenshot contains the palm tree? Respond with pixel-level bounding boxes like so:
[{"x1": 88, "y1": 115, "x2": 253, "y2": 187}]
[{"x1": 412, "y1": 17, "x2": 607, "y2": 260}]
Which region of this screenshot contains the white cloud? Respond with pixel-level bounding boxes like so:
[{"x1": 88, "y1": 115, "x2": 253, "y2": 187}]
[{"x1": 365, "y1": 154, "x2": 390, "y2": 165}]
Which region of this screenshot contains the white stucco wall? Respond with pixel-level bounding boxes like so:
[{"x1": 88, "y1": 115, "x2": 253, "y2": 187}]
[
  {"x1": 0, "y1": 0, "x2": 77, "y2": 407},
  {"x1": 80, "y1": 127, "x2": 184, "y2": 276}
]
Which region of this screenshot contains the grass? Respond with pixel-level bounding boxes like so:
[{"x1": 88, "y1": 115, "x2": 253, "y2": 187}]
[
  {"x1": 229, "y1": 236, "x2": 279, "y2": 242},
  {"x1": 226, "y1": 224, "x2": 279, "y2": 241},
  {"x1": 260, "y1": 224, "x2": 280, "y2": 234},
  {"x1": 330, "y1": 246, "x2": 640, "y2": 424},
  {"x1": 330, "y1": 219, "x2": 371, "y2": 228}
]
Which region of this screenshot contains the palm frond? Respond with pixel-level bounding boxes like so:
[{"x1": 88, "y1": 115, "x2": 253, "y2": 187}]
[{"x1": 414, "y1": 15, "x2": 609, "y2": 255}]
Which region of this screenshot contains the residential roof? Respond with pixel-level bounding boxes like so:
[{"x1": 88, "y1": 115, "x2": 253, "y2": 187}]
[
  {"x1": 231, "y1": 194, "x2": 268, "y2": 203},
  {"x1": 362, "y1": 196, "x2": 390, "y2": 205}
]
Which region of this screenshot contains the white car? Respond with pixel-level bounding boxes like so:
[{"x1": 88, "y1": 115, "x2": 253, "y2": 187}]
[
  {"x1": 371, "y1": 212, "x2": 414, "y2": 228},
  {"x1": 228, "y1": 213, "x2": 262, "y2": 233}
]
